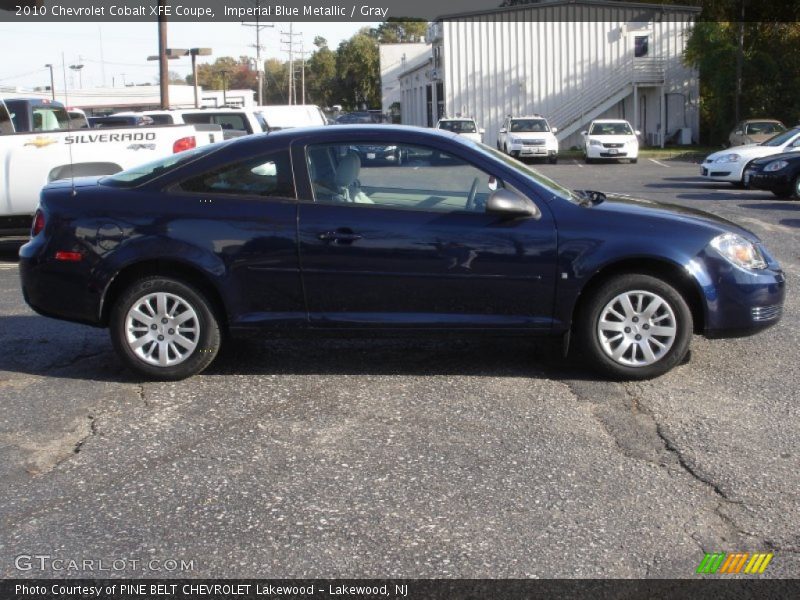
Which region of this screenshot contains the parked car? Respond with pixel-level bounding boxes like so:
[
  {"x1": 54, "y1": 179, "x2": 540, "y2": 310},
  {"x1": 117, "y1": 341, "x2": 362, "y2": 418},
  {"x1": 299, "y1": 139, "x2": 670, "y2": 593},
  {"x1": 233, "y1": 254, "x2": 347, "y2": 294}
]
[
  {"x1": 701, "y1": 127, "x2": 800, "y2": 187},
  {"x1": 20, "y1": 125, "x2": 784, "y2": 381},
  {"x1": 497, "y1": 115, "x2": 559, "y2": 163},
  {"x1": 0, "y1": 97, "x2": 222, "y2": 237},
  {"x1": 744, "y1": 151, "x2": 800, "y2": 199},
  {"x1": 254, "y1": 104, "x2": 327, "y2": 131},
  {"x1": 436, "y1": 118, "x2": 483, "y2": 143},
  {"x1": 115, "y1": 108, "x2": 268, "y2": 139},
  {"x1": 89, "y1": 114, "x2": 154, "y2": 128},
  {"x1": 66, "y1": 107, "x2": 90, "y2": 129},
  {"x1": 728, "y1": 119, "x2": 786, "y2": 147},
  {"x1": 335, "y1": 112, "x2": 388, "y2": 125},
  {"x1": 582, "y1": 119, "x2": 640, "y2": 163}
]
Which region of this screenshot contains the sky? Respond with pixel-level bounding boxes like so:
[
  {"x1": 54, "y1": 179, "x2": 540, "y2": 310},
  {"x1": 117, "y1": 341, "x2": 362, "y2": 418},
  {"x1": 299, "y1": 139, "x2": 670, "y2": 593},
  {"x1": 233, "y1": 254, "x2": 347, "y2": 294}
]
[{"x1": 0, "y1": 21, "x2": 377, "y2": 91}]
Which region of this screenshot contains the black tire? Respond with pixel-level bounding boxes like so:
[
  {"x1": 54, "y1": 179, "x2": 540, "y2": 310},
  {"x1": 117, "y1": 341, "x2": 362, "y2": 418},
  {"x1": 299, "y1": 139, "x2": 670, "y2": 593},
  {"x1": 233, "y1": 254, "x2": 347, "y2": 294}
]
[
  {"x1": 548, "y1": 155, "x2": 558, "y2": 164},
  {"x1": 109, "y1": 276, "x2": 221, "y2": 381},
  {"x1": 585, "y1": 156, "x2": 594, "y2": 164},
  {"x1": 793, "y1": 175, "x2": 800, "y2": 199},
  {"x1": 630, "y1": 158, "x2": 638, "y2": 164},
  {"x1": 771, "y1": 187, "x2": 792, "y2": 199},
  {"x1": 576, "y1": 274, "x2": 693, "y2": 380}
]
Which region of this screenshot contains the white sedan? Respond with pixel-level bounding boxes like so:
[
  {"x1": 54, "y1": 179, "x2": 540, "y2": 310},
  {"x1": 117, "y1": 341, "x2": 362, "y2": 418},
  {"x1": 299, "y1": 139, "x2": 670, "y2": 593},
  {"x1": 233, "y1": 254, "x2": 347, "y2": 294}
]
[
  {"x1": 582, "y1": 119, "x2": 640, "y2": 163},
  {"x1": 701, "y1": 127, "x2": 800, "y2": 186}
]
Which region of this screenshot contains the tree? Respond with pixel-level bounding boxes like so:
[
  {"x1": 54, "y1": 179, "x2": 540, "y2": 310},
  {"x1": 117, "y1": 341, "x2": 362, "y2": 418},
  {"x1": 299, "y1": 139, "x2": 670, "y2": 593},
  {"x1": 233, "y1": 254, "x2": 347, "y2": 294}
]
[
  {"x1": 374, "y1": 18, "x2": 429, "y2": 43},
  {"x1": 189, "y1": 56, "x2": 257, "y2": 93},
  {"x1": 306, "y1": 44, "x2": 337, "y2": 107},
  {"x1": 335, "y1": 28, "x2": 381, "y2": 109}
]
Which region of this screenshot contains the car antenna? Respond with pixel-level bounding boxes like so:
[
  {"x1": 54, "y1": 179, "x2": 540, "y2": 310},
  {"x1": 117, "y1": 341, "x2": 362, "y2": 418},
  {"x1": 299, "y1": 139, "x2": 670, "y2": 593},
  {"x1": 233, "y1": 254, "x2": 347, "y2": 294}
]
[{"x1": 61, "y1": 52, "x2": 76, "y2": 197}]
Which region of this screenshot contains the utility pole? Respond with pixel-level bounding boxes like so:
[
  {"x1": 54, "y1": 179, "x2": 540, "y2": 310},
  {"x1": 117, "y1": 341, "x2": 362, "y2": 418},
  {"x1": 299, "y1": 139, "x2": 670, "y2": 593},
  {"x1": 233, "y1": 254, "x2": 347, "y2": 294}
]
[
  {"x1": 734, "y1": 0, "x2": 746, "y2": 124},
  {"x1": 44, "y1": 64, "x2": 55, "y2": 100},
  {"x1": 242, "y1": 1, "x2": 274, "y2": 106},
  {"x1": 158, "y1": 0, "x2": 169, "y2": 109},
  {"x1": 220, "y1": 70, "x2": 229, "y2": 106},
  {"x1": 280, "y1": 23, "x2": 302, "y2": 104}
]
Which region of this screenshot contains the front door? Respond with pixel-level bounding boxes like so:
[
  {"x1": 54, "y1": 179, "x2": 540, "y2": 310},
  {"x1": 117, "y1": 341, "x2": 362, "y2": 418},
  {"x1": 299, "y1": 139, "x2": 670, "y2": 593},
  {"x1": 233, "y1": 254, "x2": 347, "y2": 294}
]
[{"x1": 296, "y1": 140, "x2": 558, "y2": 329}]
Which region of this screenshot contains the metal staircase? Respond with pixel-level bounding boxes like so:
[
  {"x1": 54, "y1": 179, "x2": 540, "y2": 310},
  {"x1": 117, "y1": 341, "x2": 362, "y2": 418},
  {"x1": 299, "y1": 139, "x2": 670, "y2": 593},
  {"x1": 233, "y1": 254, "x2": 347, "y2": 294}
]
[{"x1": 551, "y1": 58, "x2": 666, "y2": 140}]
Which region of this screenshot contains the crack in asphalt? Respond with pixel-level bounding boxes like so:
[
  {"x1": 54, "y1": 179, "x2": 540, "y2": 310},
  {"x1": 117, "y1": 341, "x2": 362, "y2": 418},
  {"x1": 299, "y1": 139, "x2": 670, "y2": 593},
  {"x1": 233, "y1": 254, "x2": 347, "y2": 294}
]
[{"x1": 72, "y1": 414, "x2": 98, "y2": 455}]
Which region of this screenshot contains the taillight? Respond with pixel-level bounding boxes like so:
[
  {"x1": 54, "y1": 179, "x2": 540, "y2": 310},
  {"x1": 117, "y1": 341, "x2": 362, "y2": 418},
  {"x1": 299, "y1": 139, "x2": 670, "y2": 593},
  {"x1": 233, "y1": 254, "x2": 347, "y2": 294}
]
[
  {"x1": 173, "y1": 136, "x2": 196, "y2": 153},
  {"x1": 31, "y1": 209, "x2": 45, "y2": 237}
]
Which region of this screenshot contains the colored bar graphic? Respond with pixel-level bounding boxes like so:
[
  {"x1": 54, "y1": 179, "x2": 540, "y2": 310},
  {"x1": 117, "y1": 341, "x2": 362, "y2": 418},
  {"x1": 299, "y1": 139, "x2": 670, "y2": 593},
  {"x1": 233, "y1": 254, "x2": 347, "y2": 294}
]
[{"x1": 698, "y1": 552, "x2": 774, "y2": 575}]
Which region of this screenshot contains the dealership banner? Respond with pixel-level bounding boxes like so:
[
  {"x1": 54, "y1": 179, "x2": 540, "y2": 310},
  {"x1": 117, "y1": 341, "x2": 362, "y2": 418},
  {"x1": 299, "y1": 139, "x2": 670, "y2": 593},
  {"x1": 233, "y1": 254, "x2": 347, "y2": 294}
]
[
  {"x1": 1, "y1": 0, "x2": 799, "y2": 22},
  {"x1": 3, "y1": 579, "x2": 800, "y2": 599}
]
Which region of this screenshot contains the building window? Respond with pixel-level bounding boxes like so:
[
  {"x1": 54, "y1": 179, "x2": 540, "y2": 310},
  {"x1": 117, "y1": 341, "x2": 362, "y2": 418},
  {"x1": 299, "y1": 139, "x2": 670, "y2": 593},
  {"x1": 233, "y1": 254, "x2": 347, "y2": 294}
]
[{"x1": 634, "y1": 35, "x2": 649, "y2": 57}]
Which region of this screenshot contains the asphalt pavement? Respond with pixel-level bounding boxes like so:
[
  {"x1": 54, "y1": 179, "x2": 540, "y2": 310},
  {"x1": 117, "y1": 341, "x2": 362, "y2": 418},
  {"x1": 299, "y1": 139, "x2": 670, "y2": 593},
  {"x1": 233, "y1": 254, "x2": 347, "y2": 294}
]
[{"x1": 0, "y1": 159, "x2": 797, "y2": 578}]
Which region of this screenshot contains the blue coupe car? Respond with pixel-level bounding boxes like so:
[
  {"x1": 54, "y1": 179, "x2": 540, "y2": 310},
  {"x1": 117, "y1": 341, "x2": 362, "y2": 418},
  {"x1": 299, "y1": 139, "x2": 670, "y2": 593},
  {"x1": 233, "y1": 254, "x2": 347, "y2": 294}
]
[{"x1": 20, "y1": 126, "x2": 785, "y2": 380}]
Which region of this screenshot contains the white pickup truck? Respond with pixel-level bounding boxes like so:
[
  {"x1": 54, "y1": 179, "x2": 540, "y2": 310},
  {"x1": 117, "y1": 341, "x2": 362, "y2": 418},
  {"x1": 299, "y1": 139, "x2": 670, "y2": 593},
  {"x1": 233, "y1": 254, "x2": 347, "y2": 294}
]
[{"x1": 0, "y1": 97, "x2": 223, "y2": 236}]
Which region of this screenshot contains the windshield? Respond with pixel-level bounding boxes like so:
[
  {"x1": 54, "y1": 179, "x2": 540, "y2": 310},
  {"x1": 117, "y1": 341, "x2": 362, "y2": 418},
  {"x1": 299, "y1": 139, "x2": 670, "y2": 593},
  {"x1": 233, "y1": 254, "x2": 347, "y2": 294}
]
[
  {"x1": 468, "y1": 140, "x2": 578, "y2": 203},
  {"x1": 510, "y1": 119, "x2": 549, "y2": 133},
  {"x1": 745, "y1": 121, "x2": 784, "y2": 135},
  {"x1": 439, "y1": 120, "x2": 477, "y2": 133},
  {"x1": 102, "y1": 142, "x2": 228, "y2": 187},
  {"x1": 590, "y1": 122, "x2": 633, "y2": 136},
  {"x1": 761, "y1": 128, "x2": 799, "y2": 147}
]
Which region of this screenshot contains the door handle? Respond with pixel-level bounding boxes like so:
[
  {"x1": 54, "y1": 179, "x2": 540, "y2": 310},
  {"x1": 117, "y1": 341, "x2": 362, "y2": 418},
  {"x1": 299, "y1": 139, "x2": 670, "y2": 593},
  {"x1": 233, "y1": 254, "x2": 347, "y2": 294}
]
[{"x1": 317, "y1": 229, "x2": 363, "y2": 244}]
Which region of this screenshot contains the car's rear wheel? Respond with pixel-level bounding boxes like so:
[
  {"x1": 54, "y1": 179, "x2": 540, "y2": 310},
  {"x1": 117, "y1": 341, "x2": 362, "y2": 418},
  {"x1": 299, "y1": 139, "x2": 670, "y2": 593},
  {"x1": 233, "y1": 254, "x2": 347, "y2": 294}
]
[
  {"x1": 578, "y1": 274, "x2": 692, "y2": 380},
  {"x1": 110, "y1": 277, "x2": 221, "y2": 380},
  {"x1": 793, "y1": 175, "x2": 800, "y2": 199}
]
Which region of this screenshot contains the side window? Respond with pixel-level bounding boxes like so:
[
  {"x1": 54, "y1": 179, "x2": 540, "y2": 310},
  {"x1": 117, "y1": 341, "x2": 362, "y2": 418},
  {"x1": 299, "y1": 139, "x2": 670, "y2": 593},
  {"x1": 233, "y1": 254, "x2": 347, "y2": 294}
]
[
  {"x1": 306, "y1": 143, "x2": 500, "y2": 213},
  {"x1": 178, "y1": 150, "x2": 294, "y2": 198},
  {"x1": 0, "y1": 102, "x2": 13, "y2": 135},
  {"x1": 212, "y1": 114, "x2": 250, "y2": 133}
]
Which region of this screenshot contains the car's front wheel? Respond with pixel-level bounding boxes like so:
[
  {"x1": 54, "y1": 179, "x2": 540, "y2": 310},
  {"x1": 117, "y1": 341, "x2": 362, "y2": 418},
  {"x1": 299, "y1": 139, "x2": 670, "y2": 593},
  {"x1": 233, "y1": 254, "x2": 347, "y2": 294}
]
[
  {"x1": 110, "y1": 277, "x2": 221, "y2": 380},
  {"x1": 578, "y1": 274, "x2": 692, "y2": 380}
]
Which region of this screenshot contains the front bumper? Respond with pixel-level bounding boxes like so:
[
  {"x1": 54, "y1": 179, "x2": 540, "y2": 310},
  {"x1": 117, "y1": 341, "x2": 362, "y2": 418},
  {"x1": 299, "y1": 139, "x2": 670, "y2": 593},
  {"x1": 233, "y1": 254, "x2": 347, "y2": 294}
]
[
  {"x1": 745, "y1": 168, "x2": 793, "y2": 193},
  {"x1": 699, "y1": 252, "x2": 786, "y2": 338},
  {"x1": 700, "y1": 161, "x2": 745, "y2": 182},
  {"x1": 510, "y1": 145, "x2": 557, "y2": 158},
  {"x1": 586, "y1": 145, "x2": 638, "y2": 159}
]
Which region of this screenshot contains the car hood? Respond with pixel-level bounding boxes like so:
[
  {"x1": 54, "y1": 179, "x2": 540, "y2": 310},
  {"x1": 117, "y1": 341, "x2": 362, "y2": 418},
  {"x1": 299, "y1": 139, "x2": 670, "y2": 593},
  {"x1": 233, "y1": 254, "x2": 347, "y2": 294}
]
[
  {"x1": 586, "y1": 134, "x2": 637, "y2": 144},
  {"x1": 705, "y1": 144, "x2": 786, "y2": 161},
  {"x1": 752, "y1": 151, "x2": 800, "y2": 166},
  {"x1": 586, "y1": 193, "x2": 758, "y2": 241}
]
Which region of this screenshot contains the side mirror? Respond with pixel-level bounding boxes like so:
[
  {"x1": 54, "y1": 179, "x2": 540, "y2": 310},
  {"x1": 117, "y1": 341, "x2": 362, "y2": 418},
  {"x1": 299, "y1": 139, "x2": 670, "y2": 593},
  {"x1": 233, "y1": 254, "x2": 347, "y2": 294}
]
[
  {"x1": 581, "y1": 131, "x2": 588, "y2": 136},
  {"x1": 551, "y1": 127, "x2": 558, "y2": 134},
  {"x1": 734, "y1": 130, "x2": 743, "y2": 135},
  {"x1": 499, "y1": 128, "x2": 507, "y2": 134},
  {"x1": 635, "y1": 130, "x2": 642, "y2": 136},
  {"x1": 486, "y1": 188, "x2": 537, "y2": 218},
  {"x1": 479, "y1": 128, "x2": 485, "y2": 135}
]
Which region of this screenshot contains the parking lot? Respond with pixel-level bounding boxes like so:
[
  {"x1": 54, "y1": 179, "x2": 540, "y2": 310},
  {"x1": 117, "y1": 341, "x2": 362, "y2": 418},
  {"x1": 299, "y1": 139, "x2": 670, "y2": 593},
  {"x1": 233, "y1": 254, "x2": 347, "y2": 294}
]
[{"x1": 0, "y1": 158, "x2": 797, "y2": 578}]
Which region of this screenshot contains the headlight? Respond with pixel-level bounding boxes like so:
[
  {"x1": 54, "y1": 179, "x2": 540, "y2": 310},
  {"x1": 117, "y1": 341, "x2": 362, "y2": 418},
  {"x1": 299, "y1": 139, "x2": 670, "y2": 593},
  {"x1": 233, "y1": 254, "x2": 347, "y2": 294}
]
[
  {"x1": 589, "y1": 139, "x2": 602, "y2": 146},
  {"x1": 709, "y1": 232, "x2": 767, "y2": 270},
  {"x1": 510, "y1": 137, "x2": 520, "y2": 144},
  {"x1": 764, "y1": 160, "x2": 788, "y2": 172},
  {"x1": 715, "y1": 153, "x2": 741, "y2": 163},
  {"x1": 384, "y1": 145, "x2": 397, "y2": 152}
]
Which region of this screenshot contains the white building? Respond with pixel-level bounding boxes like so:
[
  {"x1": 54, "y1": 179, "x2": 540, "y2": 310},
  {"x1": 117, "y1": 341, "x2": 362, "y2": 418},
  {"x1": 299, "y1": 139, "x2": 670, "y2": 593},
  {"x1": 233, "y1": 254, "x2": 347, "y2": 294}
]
[
  {"x1": 0, "y1": 85, "x2": 255, "y2": 114},
  {"x1": 397, "y1": 0, "x2": 701, "y2": 149},
  {"x1": 379, "y1": 43, "x2": 431, "y2": 120}
]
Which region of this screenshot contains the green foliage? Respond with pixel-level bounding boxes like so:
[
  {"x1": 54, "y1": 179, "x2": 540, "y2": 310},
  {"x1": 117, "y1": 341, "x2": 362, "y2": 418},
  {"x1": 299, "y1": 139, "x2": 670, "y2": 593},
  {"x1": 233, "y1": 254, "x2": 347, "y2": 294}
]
[{"x1": 685, "y1": 22, "x2": 800, "y2": 143}]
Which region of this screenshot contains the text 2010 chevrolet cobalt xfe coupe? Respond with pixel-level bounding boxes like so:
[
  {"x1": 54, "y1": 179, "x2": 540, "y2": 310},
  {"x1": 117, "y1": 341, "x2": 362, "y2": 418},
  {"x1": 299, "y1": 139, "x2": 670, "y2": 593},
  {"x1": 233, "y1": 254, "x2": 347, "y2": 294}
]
[{"x1": 20, "y1": 126, "x2": 785, "y2": 380}]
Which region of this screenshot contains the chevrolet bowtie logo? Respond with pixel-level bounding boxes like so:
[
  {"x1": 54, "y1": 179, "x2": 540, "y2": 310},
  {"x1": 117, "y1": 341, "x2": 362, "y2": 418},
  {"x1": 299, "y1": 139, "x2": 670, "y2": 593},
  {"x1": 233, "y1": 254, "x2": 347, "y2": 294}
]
[{"x1": 24, "y1": 136, "x2": 58, "y2": 148}]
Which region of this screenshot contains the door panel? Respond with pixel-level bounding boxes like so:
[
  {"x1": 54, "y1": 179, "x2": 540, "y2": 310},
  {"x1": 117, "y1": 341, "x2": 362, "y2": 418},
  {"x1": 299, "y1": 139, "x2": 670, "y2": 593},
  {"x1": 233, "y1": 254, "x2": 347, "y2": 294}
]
[{"x1": 297, "y1": 142, "x2": 558, "y2": 329}]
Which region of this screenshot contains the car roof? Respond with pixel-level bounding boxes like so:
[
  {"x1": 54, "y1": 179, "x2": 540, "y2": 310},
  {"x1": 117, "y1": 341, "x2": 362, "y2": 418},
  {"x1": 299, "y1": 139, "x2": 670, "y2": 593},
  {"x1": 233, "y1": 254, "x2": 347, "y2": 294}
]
[
  {"x1": 742, "y1": 118, "x2": 783, "y2": 123},
  {"x1": 438, "y1": 118, "x2": 475, "y2": 122},
  {"x1": 591, "y1": 119, "x2": 631, "y2": 124}
]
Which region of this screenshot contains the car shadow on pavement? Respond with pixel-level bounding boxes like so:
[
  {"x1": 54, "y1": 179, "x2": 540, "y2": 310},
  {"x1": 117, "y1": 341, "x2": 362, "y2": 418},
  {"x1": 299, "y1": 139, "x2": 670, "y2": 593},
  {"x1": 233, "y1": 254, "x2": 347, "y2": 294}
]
[
  {"x1": 738, "y1": 203, "x2": 800, "y2": 212},
  {"x1": 780, "y1": 219, "x2": 800, "y2": 229},
  {"x1": 676, "y1": 192, "x2": 771, "y2": 201},
  {"x1": 0, "y1": 314, "x2": 597, "y2": 382}
]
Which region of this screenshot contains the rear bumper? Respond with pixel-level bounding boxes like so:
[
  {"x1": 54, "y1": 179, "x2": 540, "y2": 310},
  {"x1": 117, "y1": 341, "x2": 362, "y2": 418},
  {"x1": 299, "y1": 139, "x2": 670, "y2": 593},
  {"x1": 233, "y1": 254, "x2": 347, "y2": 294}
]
[{"x1": 19, "y1": 241, "x2": 103, "y2": 326}]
